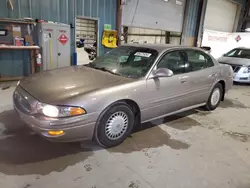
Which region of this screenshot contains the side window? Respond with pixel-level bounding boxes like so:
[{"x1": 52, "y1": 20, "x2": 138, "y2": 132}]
[
  {"x1": 157, "y1": 51, "x2": 185, "y2": 75},
  {"x1": 185, "y1": 50, "x2": 214, "y2": 72}
]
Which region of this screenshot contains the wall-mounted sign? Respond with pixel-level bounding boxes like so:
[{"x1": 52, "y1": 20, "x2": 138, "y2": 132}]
[
  {"x1": 104, "y1": 24, "x2": 111, "y2": 30},
  {"x1": 102, "y1": 30, "x2": 117, "y2": 48},
  {"x1": 0, "y1": 29, "x2": 7, "y2": 36},
  {"x1": 58, "y1": 33, "x2": 68, "y2": 45},
  {"x1": 235, "y1": 35, "x2": 241, "y2": 42}
]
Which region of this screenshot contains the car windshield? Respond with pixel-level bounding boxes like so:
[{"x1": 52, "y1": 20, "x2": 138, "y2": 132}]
[
  {"x1": 88, "y1": 46, "x2": 158, "y2": 78},
  {"x1": 224, "y1": 48, "x2": 250, "y2": 59}
]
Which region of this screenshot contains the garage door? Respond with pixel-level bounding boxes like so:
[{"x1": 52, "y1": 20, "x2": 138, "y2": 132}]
[
  {"x1": 204, "y1": 0, "x2": 238, "y2": 32},
  {"x1": 75, "y1": 17, "x2": 97, "y2": 46},
  {"x1": 75, "y1": 17, "x2": 97, "y2": 65},
  {"x1": 122, "y1": 0, "x2": 185, "y2": 32},
  {"x1": 124, "y1": 27, "x2": 181, "y2": 45}
]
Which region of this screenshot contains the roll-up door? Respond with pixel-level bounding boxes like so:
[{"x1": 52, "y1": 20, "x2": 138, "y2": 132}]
[
  {"x1": 122, "y1": 0, "x2": 185, "y2": 32},
  {"x1": 75, "y1": 17, "x2": 97, "y2": 65},
  {"x1": 204, "y1": 0, "x2": 238, "y2": 32}
]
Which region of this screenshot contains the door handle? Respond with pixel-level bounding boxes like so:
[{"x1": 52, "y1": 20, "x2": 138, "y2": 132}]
[
  {"x1": 179, "y1": 76, "x2": 188, "y2": 83},
  {"x1": 209, "y1": 73, "x2": 217, "y2": 77},
  {"x1": 180, "y1": 79, "x2": 187, "y2": 83}
]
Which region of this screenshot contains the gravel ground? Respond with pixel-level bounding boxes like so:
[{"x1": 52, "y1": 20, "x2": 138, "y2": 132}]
[{"x1": 0, "y1": 83, "x2": 249, "y2": 188}]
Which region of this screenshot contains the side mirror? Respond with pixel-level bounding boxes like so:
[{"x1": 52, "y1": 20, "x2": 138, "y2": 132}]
[{"x1": 151, "y1": 68, "x2": 173, "y2": 78}]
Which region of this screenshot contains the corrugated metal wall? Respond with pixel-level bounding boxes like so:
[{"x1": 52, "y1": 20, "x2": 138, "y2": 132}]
[
  {"x1": 181, "y1": 0, "x2": 246, "y2": 46},
  {"x1": 0, "y1": 0, "x2": 117, "y2": 54},
  {"x1": 181, "y1": 0, "x2": 202, "y2": 46},
  {"x1": 0, "y1": 0, "x2": 117, "y2": 78}
]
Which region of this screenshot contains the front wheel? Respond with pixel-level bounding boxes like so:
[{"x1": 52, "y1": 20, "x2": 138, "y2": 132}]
[
  {"x1": 94, "y1": 103, "x2": 135, "y2": 148},
  {"x1": 204, "y1": 83, "x2": 223, "y2": 111}
]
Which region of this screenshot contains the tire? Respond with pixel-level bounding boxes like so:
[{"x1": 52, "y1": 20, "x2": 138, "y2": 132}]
[
  {"x1": 94, "y1": 103, "x2": 135, "y2": 148},
  {"x1": 204, "y1": 83, "x2": 223, "y2": 111}
]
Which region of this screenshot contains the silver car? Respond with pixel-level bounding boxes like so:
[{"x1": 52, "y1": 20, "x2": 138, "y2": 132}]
[
  {"x1": 13, "y1": 44, "x2": 233, "y2": 148},
  {"x1": 218, "y1": 47, "x2": 250, "y2": 83}
]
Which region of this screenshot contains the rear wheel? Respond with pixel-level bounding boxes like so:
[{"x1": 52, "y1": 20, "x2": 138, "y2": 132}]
[
  {"x1": 94, "y1": 103, "x2": 134, "y2": 148},
  {"x1": 204, "y1": 83, "x2": 223, "y2": 111}
]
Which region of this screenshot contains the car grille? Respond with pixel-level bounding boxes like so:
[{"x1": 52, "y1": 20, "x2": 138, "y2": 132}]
[
  {"x1": 14, "y1": 89, "x2": 32, "y2": 113},
  {"x1": 219, "y1": 62, "x2": 241, "y2": 73},
  {"x1": 231, "y1": 65, "x2": 241, "y2": 73}
]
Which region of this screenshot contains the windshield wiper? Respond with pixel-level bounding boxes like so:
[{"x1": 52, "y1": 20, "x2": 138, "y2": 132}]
[
  {"x1": 93, "y1": 66, "x2": 122, "y2": 76},
  {"x1": 85, "y1": 62, "x2": 121, "y2": 76},
  {"x1": 98, "y1": 67, "x2": 122, "y2": 76}
]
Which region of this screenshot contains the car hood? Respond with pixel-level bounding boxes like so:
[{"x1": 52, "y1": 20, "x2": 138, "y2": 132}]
[
  {"x1": 217, "y1": 56, "x2": 250, "y2": 66},
  {"x1": 20, "y1": 66, "x2": 134, "y2": 104}
]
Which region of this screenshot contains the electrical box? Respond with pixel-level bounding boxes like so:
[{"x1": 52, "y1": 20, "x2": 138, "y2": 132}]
[{"x1": 37, "y1": 22, "x2": 71, "y2": 71}]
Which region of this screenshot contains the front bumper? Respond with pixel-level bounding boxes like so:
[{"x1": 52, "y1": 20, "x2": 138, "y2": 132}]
[
  {"x1": 13, "y1": 86, "x2": 98, "y2": 142},
  {"x1": 233, "y1": 72, "x2": 250, "y2": 83}
]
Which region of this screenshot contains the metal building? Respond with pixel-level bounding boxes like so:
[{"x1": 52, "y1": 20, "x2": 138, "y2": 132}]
[
  {"x1": 120, "y1": 0, "x2": 246, "y2": 47},
  {"x1": 0, "y1": 0, "x2": 247, "y2": 79},
  {"x1": 0, "y1": 0, "x2": 117, "y2": 78}
]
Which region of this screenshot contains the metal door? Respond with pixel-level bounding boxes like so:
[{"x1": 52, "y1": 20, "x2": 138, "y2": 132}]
[
  {"x1": 56, "y1": 25, "x2": 71, "y2": 68},
  {"x1": 39, "y1": 23, "x2": 58, "y2": 70}
]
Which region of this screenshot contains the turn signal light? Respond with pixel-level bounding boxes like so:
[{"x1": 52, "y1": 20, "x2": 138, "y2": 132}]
[
  {"x1": 69, "y1": 107, "x2": 86, "y2": 116},
  {"x1": 48, "y1": 130, "x2": 65, "y2": 136}
]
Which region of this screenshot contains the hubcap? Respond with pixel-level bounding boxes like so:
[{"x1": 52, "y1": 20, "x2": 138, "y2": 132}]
[
  {"x1": 105, "y1": 111, "x2": 128, "y2": 140},
  {"x1": 211, "y1": 88, "x2": 221, "y2": 106}
]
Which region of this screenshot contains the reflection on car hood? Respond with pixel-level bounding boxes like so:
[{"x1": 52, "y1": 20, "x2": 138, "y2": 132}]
[
  {"x1": 20, "y1": 66, "x2": 134, "y2": 104},
  {"x1": 217, "y1": 56, "x2": 250, "y2": 66}
]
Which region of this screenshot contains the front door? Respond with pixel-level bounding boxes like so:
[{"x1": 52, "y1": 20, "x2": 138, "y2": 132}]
[{"x1": 142, "y1": 50, "x2": 189, "y2": 122}]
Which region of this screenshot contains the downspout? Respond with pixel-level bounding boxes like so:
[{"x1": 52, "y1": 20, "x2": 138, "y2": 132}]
[
  {"x1": 196, "y1": 0, "x2": 207, "y2": 47},
  {"x1": 116, "y1": 0, "x2": 122, "y2": 46},
  {"x1": 180, "y1": 0, "x2": 189, "y2": 46}
]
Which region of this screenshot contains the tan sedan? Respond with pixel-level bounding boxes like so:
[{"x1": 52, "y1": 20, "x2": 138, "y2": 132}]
[{"x1": 13, "y1": 44, "x2": 233, "y2": 148}]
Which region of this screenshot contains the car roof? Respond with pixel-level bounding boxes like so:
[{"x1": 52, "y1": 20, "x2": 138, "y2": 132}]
[
  {"x1": 233, "y1": 47, "x2": 250, "y2": 50},
  {"x1": 121, "y1": 43, "x2": 204, "y2": 53}
]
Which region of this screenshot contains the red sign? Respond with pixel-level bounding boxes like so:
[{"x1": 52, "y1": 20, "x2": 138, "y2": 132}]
[
  {"x1": 235, "y1": 35, "x2": 241, "y2": 42},
  {"x1": 58, "y1": 34, "x2": 68, "y2": 45},
  {"x1": 208, "y1": 35, "x2": 228, "y2": 42}
]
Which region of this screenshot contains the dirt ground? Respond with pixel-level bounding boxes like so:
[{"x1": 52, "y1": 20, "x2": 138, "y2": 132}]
[{"x1": 0, "y1": 83, "x2": 249, "y2": 188}]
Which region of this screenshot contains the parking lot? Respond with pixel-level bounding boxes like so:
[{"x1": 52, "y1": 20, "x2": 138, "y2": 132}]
[{"x1": 0, "y1": 83, "x2": 250, "y2": 188}]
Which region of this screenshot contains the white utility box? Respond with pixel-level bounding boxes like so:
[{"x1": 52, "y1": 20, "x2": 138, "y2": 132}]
[{"x1": 37, "y1": 22, "x2": 71, "y2": 71}]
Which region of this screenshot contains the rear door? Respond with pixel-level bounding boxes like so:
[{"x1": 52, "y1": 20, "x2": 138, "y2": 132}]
[{"x1": 182, "y1": 49, "x2": 219, "y2": 106}]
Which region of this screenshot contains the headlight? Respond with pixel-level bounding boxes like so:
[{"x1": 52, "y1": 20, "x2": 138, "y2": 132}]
[
  {"x1": 242, "y1": 66, "x2": 250, "y2": 73},
  {"x1": 37, "y1": 103, "x2": 86, "y2": 118}
]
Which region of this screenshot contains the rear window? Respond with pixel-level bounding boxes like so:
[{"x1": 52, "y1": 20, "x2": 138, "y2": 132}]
[{"x1": 224, "y1": 48, "x2": 250, "y2": 59}]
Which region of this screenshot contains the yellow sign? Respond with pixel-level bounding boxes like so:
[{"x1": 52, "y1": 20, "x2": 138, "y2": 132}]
[{"x1": 102, "y1": 30, "x2": 117, "y2": 48}]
